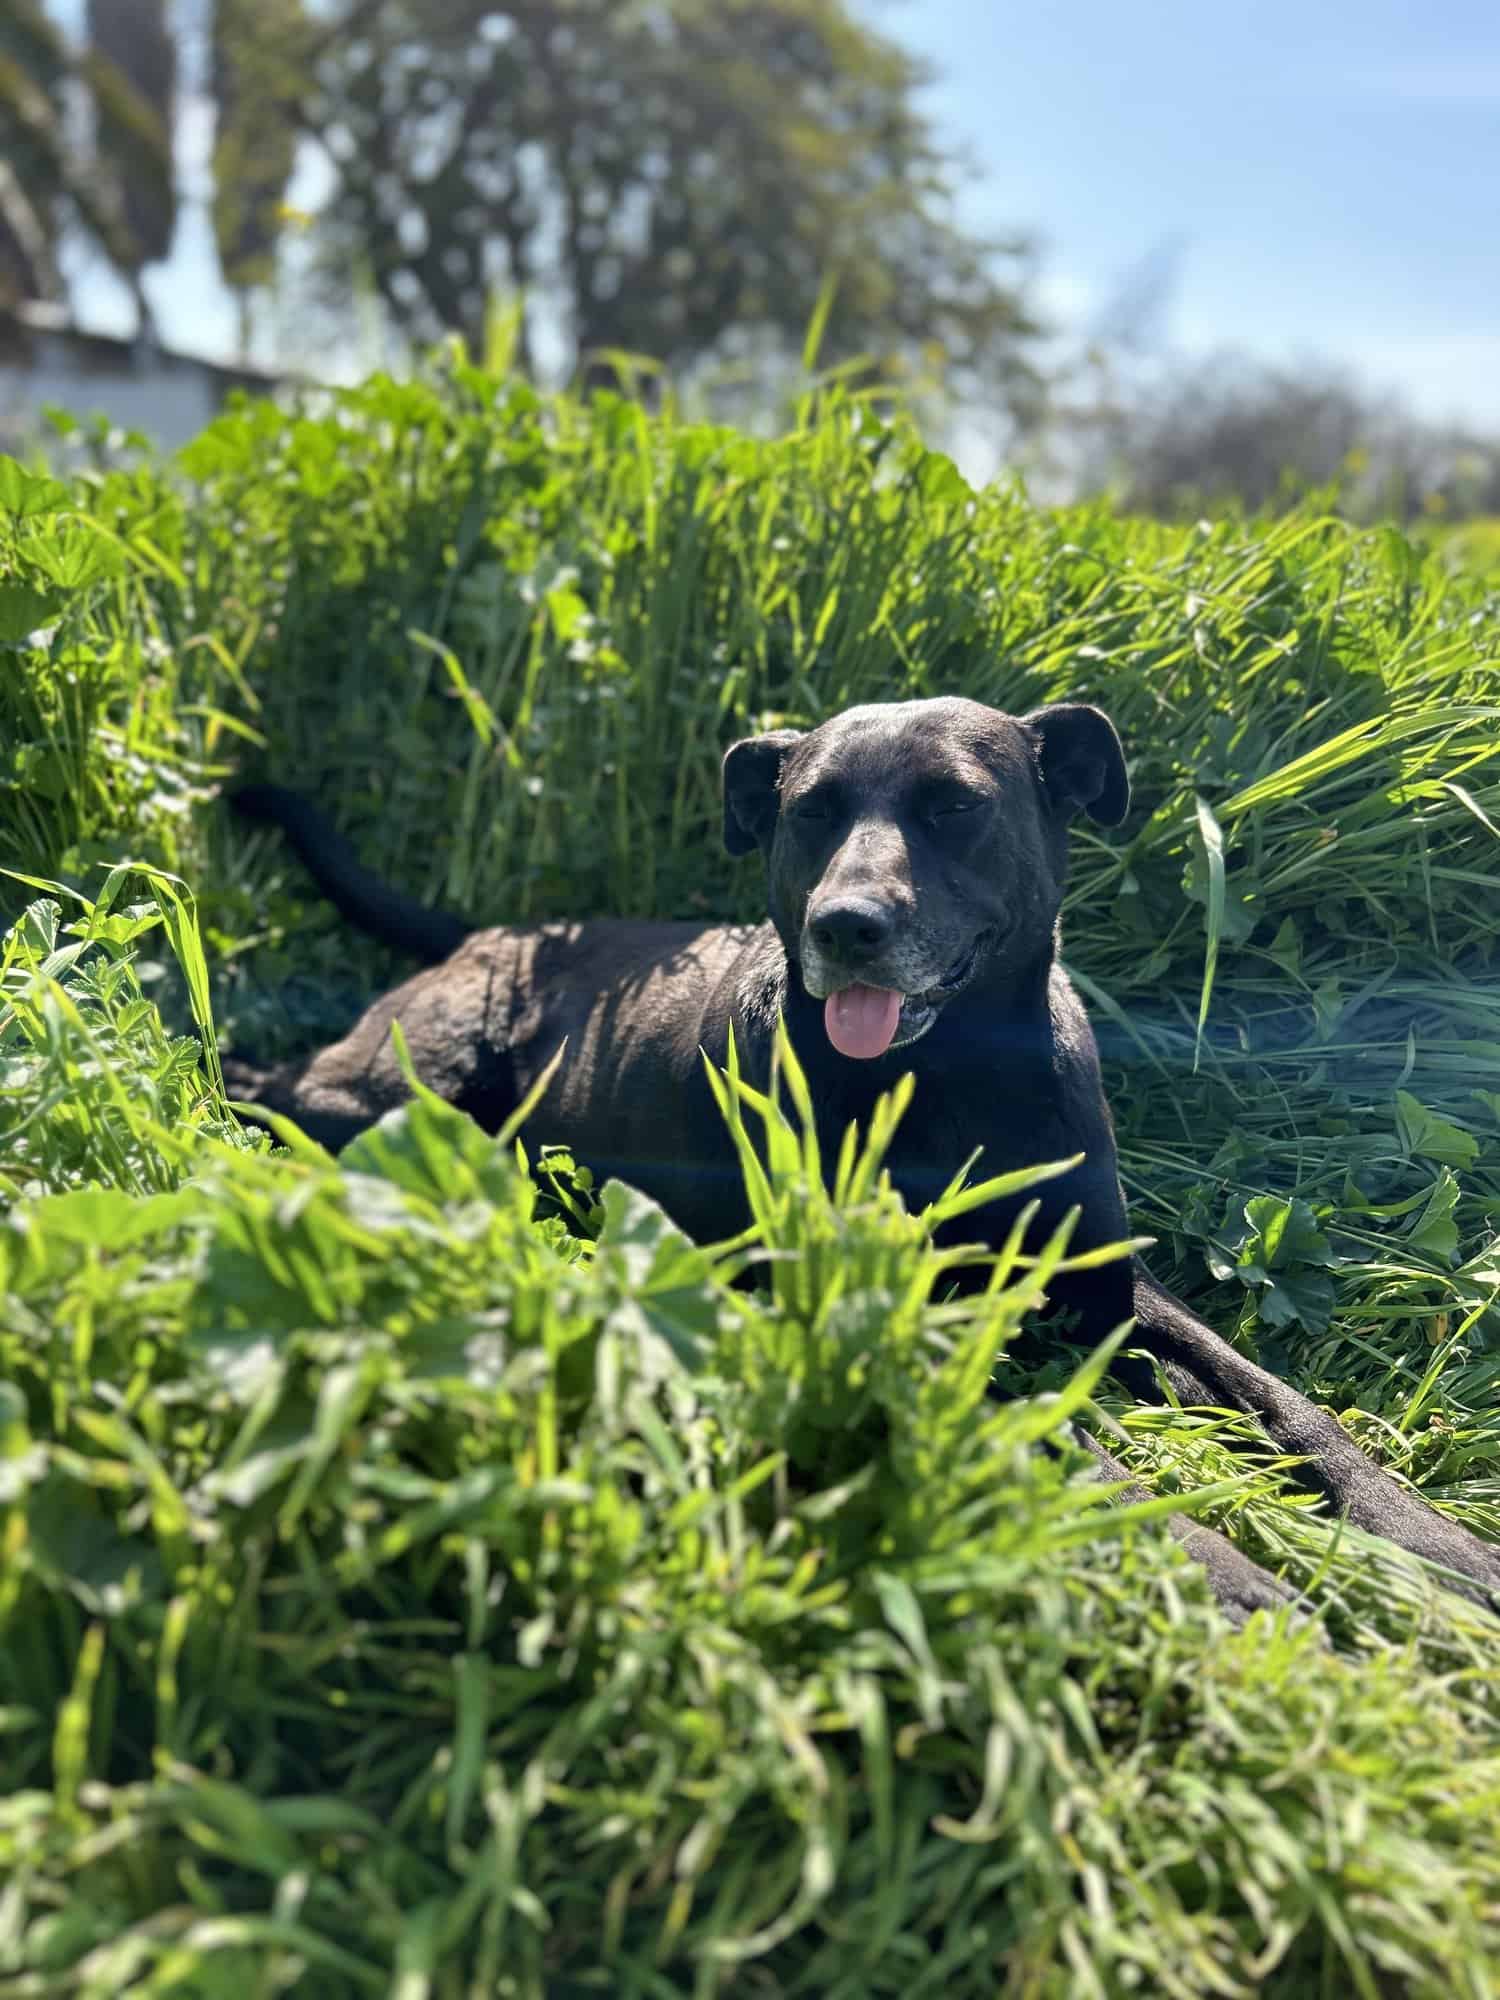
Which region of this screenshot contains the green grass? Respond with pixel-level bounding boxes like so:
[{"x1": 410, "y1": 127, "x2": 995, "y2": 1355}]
[
  {"x1": 2, "y1": 363, "x2": 1500, "y2": 1995},
  {"x1": 1436, "y1": 515, "x2": 1500, "y2": 579}
]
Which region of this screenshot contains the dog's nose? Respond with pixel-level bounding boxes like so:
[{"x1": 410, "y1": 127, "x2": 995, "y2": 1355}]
[{"x1": 807, "y1": 897, "x2": 896, "y2": 963}]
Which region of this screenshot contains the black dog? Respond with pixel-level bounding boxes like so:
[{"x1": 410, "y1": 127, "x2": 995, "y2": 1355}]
[{"x1": 228, "y1": 697, "x2": 1500, "y2": 1622}]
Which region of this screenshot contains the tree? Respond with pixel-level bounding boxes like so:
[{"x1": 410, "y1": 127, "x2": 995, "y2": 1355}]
[
  {"x1": 1098, "y1": 360, "x2": 1375, "y2": 515},
  {"x1": 298, "y1": 0, "x2": 1039, "y2": 401},
  {"x1": 4, "y1": 0, "x2": 1040, "y2": 413},
  {"x1": 0, "y1": 0, "x2": 176, "y2": 322},
  {"x1": 0, "y1": 0, "x2": 80, "y2": 308},
  {"x1": 211, "y1": 0, "x2": 310, "y2": 353},
  {"x1": 85, "y1": 0, "x2": 177, "y2": 321},
  {"x1": 1070, "y1": 352, "x2": 1500, "y2": 524}
]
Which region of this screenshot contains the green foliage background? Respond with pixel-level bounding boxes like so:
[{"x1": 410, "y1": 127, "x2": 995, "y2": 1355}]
[{"x1": 3, "y1": 365, "x2": 1500, "y2": 1996}]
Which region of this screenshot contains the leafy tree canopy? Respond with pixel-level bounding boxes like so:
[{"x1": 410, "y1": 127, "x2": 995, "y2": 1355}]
[
  {"x1": 5, "y1": 0, "x2": 1039, "y2": 416},
  {"x1": 301, "y1": 0, "x2": 1039, "y2": 403},
  {"x1": 0, "y1": 0, "x2": 175, "y2": 318}
]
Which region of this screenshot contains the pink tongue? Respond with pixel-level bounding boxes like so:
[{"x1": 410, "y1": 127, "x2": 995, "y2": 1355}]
[{"x1": 824, "y1": 984, "x2": 902, "y2": 1061}]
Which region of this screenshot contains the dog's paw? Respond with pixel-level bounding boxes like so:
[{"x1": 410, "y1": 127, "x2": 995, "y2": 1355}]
[
  {"x1": 1171, "y1": 1519, "x2": 1310, "y2": 1632},
  {"x1": 1352, "y1": 1480, "x2": 1500, "y2": 1614}
]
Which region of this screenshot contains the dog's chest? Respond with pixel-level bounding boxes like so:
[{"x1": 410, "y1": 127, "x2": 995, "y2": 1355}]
[{"x1": 814, "y1": 1057, "x2": 1072, "y2": 1195}]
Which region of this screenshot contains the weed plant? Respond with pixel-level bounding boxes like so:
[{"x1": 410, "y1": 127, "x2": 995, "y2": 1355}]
[{"x1": 2, "y1": 367, "x2": 1500, "y2": 1994}]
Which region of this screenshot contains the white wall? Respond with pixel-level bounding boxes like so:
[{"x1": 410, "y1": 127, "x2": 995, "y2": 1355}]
[{"x1": 0, "y1": 342, "x2": 227, "y2": 458}]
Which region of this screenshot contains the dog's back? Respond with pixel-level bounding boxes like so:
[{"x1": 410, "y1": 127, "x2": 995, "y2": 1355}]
[{"x1": 226, "y1": 784, "x2": 767, "y2": 1193}]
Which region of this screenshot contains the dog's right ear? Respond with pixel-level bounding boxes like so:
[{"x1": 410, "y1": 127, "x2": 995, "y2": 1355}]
[
  {"x1": 722, "y1": 731, "x2": 804, "y2": 856},
  {"x1": 1023, "y1": 703, "x2": 1130, "y2": 826}
]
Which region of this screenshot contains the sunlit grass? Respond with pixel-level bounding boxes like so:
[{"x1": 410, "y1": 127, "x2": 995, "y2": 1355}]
[{"x1": 3, "y1": 367, "x2": 1500, "y2": 1993}]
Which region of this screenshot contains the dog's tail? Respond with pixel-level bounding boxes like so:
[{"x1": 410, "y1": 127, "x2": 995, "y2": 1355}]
[{"x1": 230, "y1": 784, "x2": 473, "y2": 965}]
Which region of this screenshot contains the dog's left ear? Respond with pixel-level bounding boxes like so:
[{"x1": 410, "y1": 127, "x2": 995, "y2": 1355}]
[
  {"x1": 722, "y1": 730, "x2": 804, "y2": 856},
  {"x1": 1023, "y1": 703, "x2": 1130, "y2": 826}
]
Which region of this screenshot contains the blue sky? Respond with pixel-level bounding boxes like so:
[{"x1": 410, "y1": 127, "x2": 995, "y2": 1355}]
[
  {"x1": 59, "y1": 0, "x2": 1500, "y2": 430},
  {"x1": 903, "y1": 0, "x2": 1500, "y2": 426}
]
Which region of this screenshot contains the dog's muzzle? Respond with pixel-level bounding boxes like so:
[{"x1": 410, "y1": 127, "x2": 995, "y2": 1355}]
[
  {"x1": 804, "y1": 929, "x2": 995, "y2": 1055},
  {"x1": 885, "y1": 932, "x2": 991, "y2": 1046}
]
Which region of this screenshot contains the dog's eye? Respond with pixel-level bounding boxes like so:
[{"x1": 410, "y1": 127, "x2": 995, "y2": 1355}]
[
  {"x1": 791, "y1": 796, "x2": 834, "y2": 821},
  {"x1": 928, "y1": 794, "x2": 984, "y2": 821}
]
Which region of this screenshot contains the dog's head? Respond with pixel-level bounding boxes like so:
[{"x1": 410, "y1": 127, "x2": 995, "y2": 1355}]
[{"x1": 722, "y1": 696, "x2": 1128, "y2": 1059}]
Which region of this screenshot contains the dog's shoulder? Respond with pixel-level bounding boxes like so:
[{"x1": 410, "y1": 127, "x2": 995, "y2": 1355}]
[
  {"x1": 1048, "y1": 961, "x2": 1101, "y2": 1063},
  {"x1": 1044, "y1": 960, "x2": 1117, "y2": 1145},
  {"x1": 724, "y1": 925, "x2": 788, "y2": 1045}
]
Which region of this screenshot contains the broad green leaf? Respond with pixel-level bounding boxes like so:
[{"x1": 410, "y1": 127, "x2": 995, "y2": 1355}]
[
  {"x1": 0, "y1": 454, "x2": 70, "y2": 517},
  {"x1": 1395, "y1": 1090, "x2": 1480, "y2": 1169}
]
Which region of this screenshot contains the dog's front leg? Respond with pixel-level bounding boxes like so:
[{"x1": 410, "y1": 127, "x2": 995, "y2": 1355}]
[
  {"x1": 1125, "y1": 1265, "x2": 1500, "y2": 1610},
  {"x1": 221, "y1": 1051, "x2": 387, "y2": 1153},
  {"x1": 1070, "y1": 1428, "x2": 1299, "y2": 1628}
]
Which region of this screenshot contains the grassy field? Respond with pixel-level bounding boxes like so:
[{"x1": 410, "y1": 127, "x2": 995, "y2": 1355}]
[{"x1": 3, "y1": 363, "x2": 1500, "y2": 1997}]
